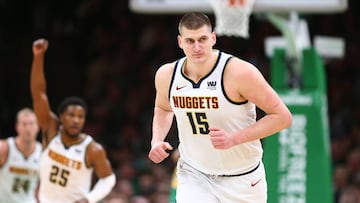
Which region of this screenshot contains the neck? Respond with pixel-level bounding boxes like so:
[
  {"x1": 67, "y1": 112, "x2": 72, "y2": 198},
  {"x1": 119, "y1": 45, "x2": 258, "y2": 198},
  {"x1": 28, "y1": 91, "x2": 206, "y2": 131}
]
[
  {"x1": 15, "y1": 137, "x2": 35, "y2": 157},
  {"x1": 184, "y1": 51, "x2": 218, "y2": 82},
  {"x1": 61, "y1": 132, "x2": 84, "y2": 146}
]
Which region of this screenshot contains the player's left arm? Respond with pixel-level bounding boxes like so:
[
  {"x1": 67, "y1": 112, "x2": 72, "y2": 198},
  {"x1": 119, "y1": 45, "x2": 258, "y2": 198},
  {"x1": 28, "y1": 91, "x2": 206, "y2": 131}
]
[
  {"x1": 79, "y1": 142, "x2": 115, "y2": 203},
  {"x1": 210, "y1": 58, "x2": 292, "y2": 149},
  {"x1": 234, "y1": 59, "x2": 292, "y2": 143}
]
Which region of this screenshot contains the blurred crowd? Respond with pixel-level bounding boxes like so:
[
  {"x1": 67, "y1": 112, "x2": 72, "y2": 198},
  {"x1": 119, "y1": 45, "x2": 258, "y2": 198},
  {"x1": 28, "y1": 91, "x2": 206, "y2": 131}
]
[{"x1": 0, "y1": 0, "x2": 359, "y2": 202}]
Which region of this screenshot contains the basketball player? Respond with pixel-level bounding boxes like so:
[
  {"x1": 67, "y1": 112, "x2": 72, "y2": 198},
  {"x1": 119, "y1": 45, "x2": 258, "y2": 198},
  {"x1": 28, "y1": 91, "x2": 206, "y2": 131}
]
[
  {"x1": 0, "y1": 108, "x2": 42, "y2": 203},
  {"x1": 148, "y1": 12, "x2": 293, "y2": 202},
  {"x1": 30, "y1": 38, "x2": 116, "y2": 203}
]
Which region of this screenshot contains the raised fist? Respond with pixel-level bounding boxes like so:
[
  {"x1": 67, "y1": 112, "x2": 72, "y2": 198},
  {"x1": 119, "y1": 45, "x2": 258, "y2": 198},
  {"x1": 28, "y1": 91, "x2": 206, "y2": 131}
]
[{"x1": 32, "y1": 38, "x2": 48, "y2": 56}]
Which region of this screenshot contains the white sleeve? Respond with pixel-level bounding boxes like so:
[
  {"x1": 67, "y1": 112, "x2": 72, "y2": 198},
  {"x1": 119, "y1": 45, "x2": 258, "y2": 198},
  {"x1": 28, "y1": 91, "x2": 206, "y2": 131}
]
[{"x1": 86, "y1": 173, "x2": 116, "y2": 203}]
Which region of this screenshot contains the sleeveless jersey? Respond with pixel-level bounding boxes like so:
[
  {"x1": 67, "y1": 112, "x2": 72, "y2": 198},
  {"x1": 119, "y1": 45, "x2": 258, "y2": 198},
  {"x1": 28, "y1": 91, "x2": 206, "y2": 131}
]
[
  {"x1": 0, "y1": 137, "x2": 42, "y2": 203},
  {"x1": 169, "y1": 51, "x2": 263, "y2": 175},
  {"x1": 39, "y1": 133, "x2": 94, "y2": 203}
]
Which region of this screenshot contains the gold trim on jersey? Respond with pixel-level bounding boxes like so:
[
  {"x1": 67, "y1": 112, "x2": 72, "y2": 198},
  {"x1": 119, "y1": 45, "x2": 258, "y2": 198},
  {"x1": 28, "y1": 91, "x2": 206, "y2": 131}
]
[{"x1": 9, "y1": 166, "x2": 38, "y2": 176}]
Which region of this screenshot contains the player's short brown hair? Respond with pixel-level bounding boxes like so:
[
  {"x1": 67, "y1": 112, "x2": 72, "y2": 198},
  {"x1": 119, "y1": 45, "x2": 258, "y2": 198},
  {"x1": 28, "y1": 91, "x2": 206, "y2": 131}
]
[{"x1": 178, "y1": 12, "x2": 212, "y2": 35}]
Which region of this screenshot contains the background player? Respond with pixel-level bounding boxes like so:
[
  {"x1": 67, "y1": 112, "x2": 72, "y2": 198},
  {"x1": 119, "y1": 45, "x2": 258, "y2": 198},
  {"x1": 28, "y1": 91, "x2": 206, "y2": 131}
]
[
  {"x1": 31, "y1": 38, "x2": 116, "y2": 203},
  {"x1": 0, "y1": 108, "x2": 42, "y2": 203}
]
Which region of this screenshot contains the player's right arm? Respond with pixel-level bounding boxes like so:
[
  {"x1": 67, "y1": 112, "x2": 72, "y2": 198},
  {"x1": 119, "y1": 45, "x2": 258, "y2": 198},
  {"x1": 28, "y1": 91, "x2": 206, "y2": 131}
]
[
  {"x1": 0, "y1": 139, "x2": 9, "y2": 167},
  {"x1": 148, "y1": 63, "x2": 175, "y2": 164},
  {"x1": 30, "y1": 39, "x2": 59, "y2": 146}
]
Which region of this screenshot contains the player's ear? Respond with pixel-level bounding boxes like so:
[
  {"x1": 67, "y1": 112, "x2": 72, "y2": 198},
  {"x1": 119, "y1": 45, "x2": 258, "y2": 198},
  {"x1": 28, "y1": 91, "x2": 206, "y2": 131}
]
[
  {"x1": 211, "y1": 31, "x2": 216, "y2": 46},
  {"x1": 59, "y1": 113, "x2": 65, "y2": 124},
  {"x1": 177, "y1": 35, "x2": 183, "y2": 49}
]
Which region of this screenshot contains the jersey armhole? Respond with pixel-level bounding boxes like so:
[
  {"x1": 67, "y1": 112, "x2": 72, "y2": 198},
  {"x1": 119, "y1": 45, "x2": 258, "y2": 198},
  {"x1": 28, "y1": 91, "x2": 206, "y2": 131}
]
[
  {"x1": 168, "y1": 60, "x2": 181, "y2": 102},
  {"x1": 84, "y1": 141, "x2": 96, "y2": 169}
]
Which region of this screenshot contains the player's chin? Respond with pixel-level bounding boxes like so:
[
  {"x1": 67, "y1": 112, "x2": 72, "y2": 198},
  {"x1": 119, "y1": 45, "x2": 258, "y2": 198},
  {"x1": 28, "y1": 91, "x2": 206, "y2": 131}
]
[
  {"x1": 193, "y1": 56, "x2": 205, "y2": 62},
  {"x1": 67, "y1": 128, "x2": 82, "y2": 137}
]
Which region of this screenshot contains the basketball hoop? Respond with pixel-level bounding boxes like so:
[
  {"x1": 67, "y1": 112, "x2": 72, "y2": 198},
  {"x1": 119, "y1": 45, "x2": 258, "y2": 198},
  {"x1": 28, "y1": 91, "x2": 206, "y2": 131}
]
[{"x1": 209, "y1": 0, "x2": 255, "y2": 38}]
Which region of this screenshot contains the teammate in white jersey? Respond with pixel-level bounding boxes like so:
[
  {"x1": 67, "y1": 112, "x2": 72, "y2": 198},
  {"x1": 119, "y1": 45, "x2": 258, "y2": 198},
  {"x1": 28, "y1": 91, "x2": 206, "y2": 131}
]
[
  {"x1": 0, "y1": 108, "x2": 41, "y2": 203},
  {"x1": 148, "y1": 12, "x2": 293, "y2": 202},
  {"x1": 30, "y1": 38, "x2": 116, "y2": 203}
]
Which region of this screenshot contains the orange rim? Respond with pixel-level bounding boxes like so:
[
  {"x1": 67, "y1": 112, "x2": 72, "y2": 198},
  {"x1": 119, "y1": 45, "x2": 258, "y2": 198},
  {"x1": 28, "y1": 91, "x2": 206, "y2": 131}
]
[{"x1": 229, "y1": 0, "x2": 246, "y2": 7}]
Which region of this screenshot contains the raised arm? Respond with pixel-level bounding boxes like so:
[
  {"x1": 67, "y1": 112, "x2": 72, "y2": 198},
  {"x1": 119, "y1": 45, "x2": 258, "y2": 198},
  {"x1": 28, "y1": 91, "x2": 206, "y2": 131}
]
[
  {"x1": 148, "y1": 63, "x2": 175, "y2": 164},
  {"x1": 30, "y1": 39, "x2": 58, "y2": 145}
]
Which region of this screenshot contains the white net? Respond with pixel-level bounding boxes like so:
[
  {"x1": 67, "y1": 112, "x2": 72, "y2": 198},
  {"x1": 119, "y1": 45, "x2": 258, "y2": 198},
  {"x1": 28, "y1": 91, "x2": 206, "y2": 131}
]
[{"x1": 209, "y1": 0, "x2": 255, "y2": 38}]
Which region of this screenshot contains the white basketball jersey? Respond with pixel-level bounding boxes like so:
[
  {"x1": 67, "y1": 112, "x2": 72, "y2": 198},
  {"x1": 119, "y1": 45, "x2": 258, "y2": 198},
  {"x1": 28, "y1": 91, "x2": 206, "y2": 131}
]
[
  {"x1": 0, "y1": 137, "x2": 42, "y2": 203},
  {"x1": 169, "y1": 51, "x2": 263, "y2": 175},
  {"x1": 39, "y1": 133, "x2": 94, "y2": 203}
]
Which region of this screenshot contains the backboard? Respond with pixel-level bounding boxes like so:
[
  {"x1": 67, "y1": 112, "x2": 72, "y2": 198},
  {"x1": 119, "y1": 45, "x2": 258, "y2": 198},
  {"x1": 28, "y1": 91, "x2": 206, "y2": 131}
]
[{"x1": 129, "y1": 0, "x2": 348, "y2": 14}]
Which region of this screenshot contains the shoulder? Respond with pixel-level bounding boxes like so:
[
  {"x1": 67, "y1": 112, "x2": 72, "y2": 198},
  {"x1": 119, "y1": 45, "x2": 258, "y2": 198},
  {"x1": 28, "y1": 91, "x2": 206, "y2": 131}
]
[
  {"x1": 0, "y1": 139, "x2": 9, "y2": 166},
  {"x1": 0, "y1": 139, "x2": 9, "y2": 151},
  {"x1": 155, "y1": 62, "x2": 177, "y2": 80},
  {"x1": 226, "y1": 57, "x2": 262, "y2": 79},
  {"x1": 154, "y1": 62, "x2": 177, "y2": 90},
  {"x1": 85, "y1": 141, "x2": 108, "y2": 167},
  {"x1": 87, "y1": 141, "x2": 107, "y2": 157},
  {"x1": 223, "y1": 57, "x2": 267, "y2": 100}
]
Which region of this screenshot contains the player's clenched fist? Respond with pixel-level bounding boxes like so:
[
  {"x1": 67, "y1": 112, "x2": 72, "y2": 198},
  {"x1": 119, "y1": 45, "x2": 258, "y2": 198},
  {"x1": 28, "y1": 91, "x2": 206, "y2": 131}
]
[
  {"x1": 148, "y1": 142, "x2": 173, "y2": 164},
  {"x1": 209, "y1": 127, "x2": 237, "y2": 149},
  {"x1": 32, "y1": 38, "x2": 48, "y2": 56}
]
